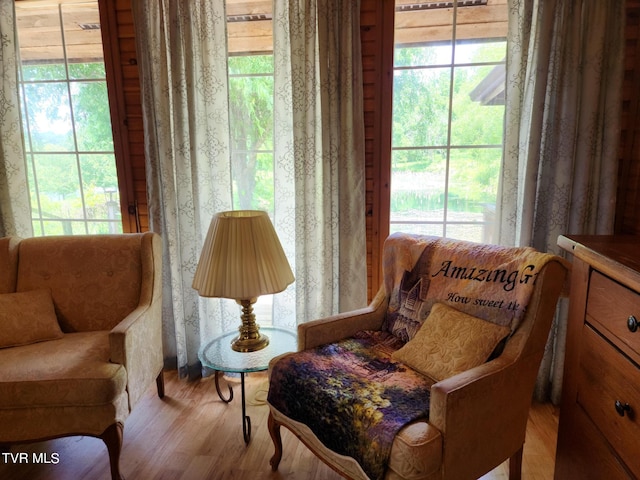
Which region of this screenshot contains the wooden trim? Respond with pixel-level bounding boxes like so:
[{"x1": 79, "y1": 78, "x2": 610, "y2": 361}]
[
  {"x1": 375, "y1": 0, "x2": 395, "y2": 295},
  {"x1": 361, "y1": 0, "x2": 395, "y2": 301},
  {"x1": 99, "y1": 0, "x2": 138, "y2": 232}
]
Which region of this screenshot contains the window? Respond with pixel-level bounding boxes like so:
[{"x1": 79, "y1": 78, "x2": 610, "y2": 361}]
[
  {"x1": 15, "y1": 1, "x2": 122, "y2": 235},
  {"x1": 390, "y1": 0, "x2": 507, "y2": 242},
  {"x1": 228, "y1": 54, "x2": 274, "y2": 214},
  {"x1": 226, "y1": 4, "x2": 275, "y2": 214}
]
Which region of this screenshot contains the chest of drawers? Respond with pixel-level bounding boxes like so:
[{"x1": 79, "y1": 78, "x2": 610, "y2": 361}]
[{"x1": 555, "y1": 235, "x2": 640, "y2": 479}]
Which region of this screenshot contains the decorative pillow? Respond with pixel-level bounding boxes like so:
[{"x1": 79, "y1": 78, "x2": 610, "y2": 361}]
[
  {"x1": 392, "y1": 302, "x2": 510, "y2": 381},
  {"x1": 0, "y1": 289, "x2": 63, "y2": 348}
]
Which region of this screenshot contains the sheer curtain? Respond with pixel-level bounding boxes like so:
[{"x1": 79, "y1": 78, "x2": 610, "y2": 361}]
[
  {"x1": 0, "y1": 0, "x2": 32, "y2": 238},
  {"x1": 500, "y1": 0, "x2": 625, "y2": 403},
  {"x1": 273, "y1": 0, "x2": 366, "y2": 321},
  {"x1": 132, "y1": 0, "x2": 366, "y2": 378}
]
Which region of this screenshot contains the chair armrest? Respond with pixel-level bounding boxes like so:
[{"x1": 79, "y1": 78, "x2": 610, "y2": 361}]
[
  {"x1": 428, "y1": 351, "x2": 541, "y2": 479},
  {"x1": 298, "y1": 289, "x2": 388, "y2": 350},
  {"x1": 109, "y1": 301, "x2": 163, "y2": 410}
]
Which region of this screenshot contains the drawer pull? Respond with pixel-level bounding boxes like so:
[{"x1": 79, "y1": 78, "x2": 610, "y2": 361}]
[
  {"x1": 628, "y1": 315, "x2": 639, "y2": 333},
  {"x1": 615, "y1": 400, "x2": 631, "y2": 417}
]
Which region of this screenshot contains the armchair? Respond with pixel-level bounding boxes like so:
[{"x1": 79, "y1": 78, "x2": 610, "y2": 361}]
[
  {"x1": 0, "y1": 233, "x2": 164, "y2": 480},
  {"x1": 267, "y1": 233, "x2": 568, "y2": 480}
]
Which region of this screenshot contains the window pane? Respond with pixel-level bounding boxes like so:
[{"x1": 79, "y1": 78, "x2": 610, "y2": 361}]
[
  {"x1": 448, "y1": 147, "x2": 501, "y2": 240},
  {"x1": 390, "y1": 223, "x2": 443, "y2": 237},
  {"x1": 394, "y1": 44, "x2": 452, "y2": 68},
  {"x1": 390, "y1": 149, "x2": 446, "y2": 222},
  {"x1": 42, "y1": 220, "x2": 86, "y2": 236},
  {"x1": 229, "y1": 74, "x2": 274, "y2": 148},
  {"x1": 21, "y1": 64, "x2": 67, "y2": 82},
  {"x1": 87, "y1": 221, "x2": 121, "y2": 234},
  {"x1": 72, "y1": 82, "x2": 114, "y2": 151},
  {"x1": 451, "y1": 66, "x2": 505, "y2": 145},
  {"x1": 31, "y1": 153, "x2": 81, "y2": 219},
  {"x1": 80, "y1": 153, "x2": 119, "y2": 192},
  {"x1": 255, "y1": 151, "x2": 274, "y2": 213},
  {"x1": 392, "y1": 66, "x2": 450, "y2": 148},
  {"x1": 231, "y1": 150, "x2": 274, "y2": 212},
  {"x1": 454, "y1": 40, "x2": 507, "y2": 64},
  {"x1": 229, "y1": 55, "x2": 273, "y2": 74},
  {"x1": 68, "y1": 62, "x2": 106, "y2": 80},
  {"x1": 446, "y1": 223, "x2": 485, "y2": 243},
  {"x1": 23, "y1": 82, "x2": 75, "y2": 151}
]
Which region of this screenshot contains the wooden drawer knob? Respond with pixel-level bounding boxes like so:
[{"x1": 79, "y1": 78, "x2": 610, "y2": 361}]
[
  {"x1": 615, "y1": 400, "x2": 631, "y2": 417},
  {"x1": 628, "y1": 315, "x2": 639, "y2": 333}
]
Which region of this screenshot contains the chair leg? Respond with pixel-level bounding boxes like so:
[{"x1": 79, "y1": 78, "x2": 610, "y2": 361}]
[
  {"x1": 156, "y1": 370, "x2": 165, "y2": 398},
  {"x1": 268, "y1": 412, "x2": 283, "y2": 471},
  {"x1": 101, "y1": 423, "x2": 124, "y2": 480},
  {"x1": 509, "y1": 445, "x2": 523, "y2": 480}
]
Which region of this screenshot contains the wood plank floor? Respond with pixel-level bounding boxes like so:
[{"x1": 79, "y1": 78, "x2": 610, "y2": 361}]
[{"x1": 0, "y1": 370, "x2": 560, "y2": 480}]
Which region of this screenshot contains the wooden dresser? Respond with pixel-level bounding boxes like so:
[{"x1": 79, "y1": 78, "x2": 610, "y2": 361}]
[{"x1": 555, "y1": 235, "x2": 640, "y2": 479}]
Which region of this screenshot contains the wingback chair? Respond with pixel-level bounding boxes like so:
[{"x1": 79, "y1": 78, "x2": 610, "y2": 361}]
[
  {"x1": 267, "y1": 233, "x2": 568, "y2": 480},
  {"x1": 0, "y1": 233, "x2": 164, "y2": 480}
]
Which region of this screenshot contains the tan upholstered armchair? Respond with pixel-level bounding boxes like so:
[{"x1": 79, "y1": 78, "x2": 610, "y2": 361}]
[
  {"x1": 267, "y1": 233, "x2": 568, "y2": 480},
  {"x1": 0, "y1": 233, "x2": 164, "y2": 480}
]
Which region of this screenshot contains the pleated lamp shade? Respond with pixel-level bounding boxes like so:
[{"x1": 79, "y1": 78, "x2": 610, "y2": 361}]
[{"x1": 192, "y1": 210, "x2": 294, "y2": 300}]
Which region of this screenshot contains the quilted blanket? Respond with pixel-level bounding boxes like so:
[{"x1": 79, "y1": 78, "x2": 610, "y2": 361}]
[
  {"x1": 267, "y1": 330, "x2": 433, "y2": 480},
  {"x1": 382, "y1": 233, "x2": 564, "y2": 342}
]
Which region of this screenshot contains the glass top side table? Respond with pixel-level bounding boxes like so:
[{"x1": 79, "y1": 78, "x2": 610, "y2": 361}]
[{"x1": 199, "y1": 326, "x2": 297, "y2": 444}]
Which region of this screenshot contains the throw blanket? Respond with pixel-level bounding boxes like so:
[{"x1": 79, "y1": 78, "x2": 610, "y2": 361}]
[
  {"x1": 268, "y1": 330, "x2": 433, "y2": 480},
  {"x1": 383, "y1": 233, "x2": 565, "y2": 341}
]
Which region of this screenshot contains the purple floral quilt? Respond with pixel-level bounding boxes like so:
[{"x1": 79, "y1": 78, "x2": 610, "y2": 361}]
[{"x1": 267, "y1": 330, "x2": 433, "y2": 480}]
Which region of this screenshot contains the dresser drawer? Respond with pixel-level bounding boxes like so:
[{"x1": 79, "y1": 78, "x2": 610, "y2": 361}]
[
  {"x1": 587, "y1": 271, "x2": 640, "y2": 357},
  {"x1": 577, "y1": 325, "x2": 640, "y2": 478}
]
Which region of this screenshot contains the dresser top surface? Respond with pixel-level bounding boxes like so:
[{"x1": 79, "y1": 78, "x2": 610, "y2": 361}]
[{"x1": 558, "y1": 235, "x2": 640, "y2": 290}]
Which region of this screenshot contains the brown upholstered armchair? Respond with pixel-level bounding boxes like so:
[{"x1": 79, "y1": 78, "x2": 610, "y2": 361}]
[
  {"x1": 0, "y1": 233, "x2": 164, "y2": 480},
  {"x1": 267, "y1": 233, "x2": 568, "y2": 480}
]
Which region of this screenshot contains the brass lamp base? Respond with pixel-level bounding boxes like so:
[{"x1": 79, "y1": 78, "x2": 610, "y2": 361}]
[{"x1": 232, "y1": 298, "x2": 269, "y2": 352}]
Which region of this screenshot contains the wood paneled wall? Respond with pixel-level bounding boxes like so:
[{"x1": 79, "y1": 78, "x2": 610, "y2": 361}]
[
  {"x1": 100, "y1": 0, "x2": 149, "y2": 233},
  {"x1": 361, "y1": 0, "x2": 393, "y2": 301},
  {"x1": 617, "y1": 1, "x2": 640, "y2": 235},
  {"x1": 101, "y1": 0, "x2": 640, "y2": 299}
]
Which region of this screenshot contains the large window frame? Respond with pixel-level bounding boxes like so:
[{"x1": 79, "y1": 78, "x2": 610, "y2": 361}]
[
  {"x1": 389, "y1": 0, "x2": 508, "y2": 243},
  {"x1": 14, "y1": 0, "x2": 138, "y2": 235}
]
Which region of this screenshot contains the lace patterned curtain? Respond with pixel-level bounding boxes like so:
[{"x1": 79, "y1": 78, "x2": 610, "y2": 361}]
[
  {"x1": 0, "y1": 0, "x2": 32, "y2": 238},
  {"x1": 273, "y1": 0, "x2": 366, "y2": 322},
  {"x1": 501, "y1": 0, "x2": 625, "y2": 402},
  {"x1": 132, "y1": 0, "x2": 366, "y2": 378}
]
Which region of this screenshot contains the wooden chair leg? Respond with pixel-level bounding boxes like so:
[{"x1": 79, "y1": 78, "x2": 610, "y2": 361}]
[
  {"x1": 268, "y1": 412, "x2": 283, "y2": 471},
  {"x1": 509, "y1": 445, "x2": 523, "y2": 480},
  {"x1": 101, "y1": 423, "x2": 124, "y2": 480},
  {"x1": 156, "y1": 370, "x2": 165, "y2": 398}
]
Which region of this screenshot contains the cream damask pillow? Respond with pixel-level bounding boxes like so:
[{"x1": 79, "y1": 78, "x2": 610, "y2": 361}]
[
  {"x1": 0, "y1": 289, "x2": 63, "y2": 348},
  {"x1": 392, "y1": 302, "x2": 510, "y2": 381}
]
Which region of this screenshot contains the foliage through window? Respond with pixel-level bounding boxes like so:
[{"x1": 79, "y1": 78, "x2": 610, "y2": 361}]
[
  {"x1": 16, "y1": 1, "x2": 122, "y2": 236},
  {"x1": 391, "y1": 0, "x2": 507, "y2": 242},
  {"x1": 228, "y1": 54, "x2": 274, "y2": 214}
]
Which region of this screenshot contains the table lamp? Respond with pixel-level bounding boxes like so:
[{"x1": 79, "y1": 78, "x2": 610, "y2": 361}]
[{"x1": 192, "y1": 210, "x2": 294, "y2": 352}]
